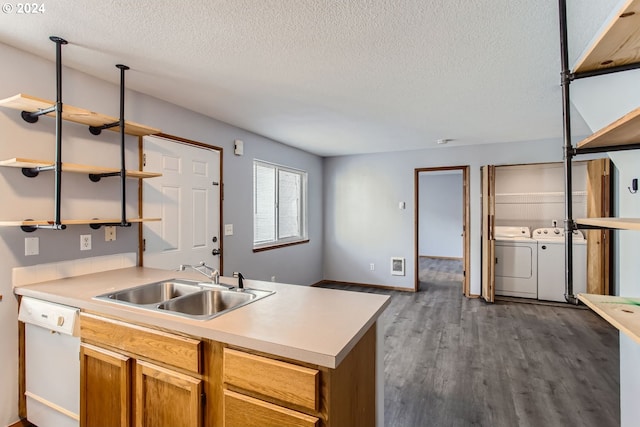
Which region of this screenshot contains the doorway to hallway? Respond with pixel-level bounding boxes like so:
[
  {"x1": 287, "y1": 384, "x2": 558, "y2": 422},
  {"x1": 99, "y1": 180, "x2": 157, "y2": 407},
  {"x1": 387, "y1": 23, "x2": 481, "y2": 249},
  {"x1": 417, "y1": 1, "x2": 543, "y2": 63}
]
[{"x1": 414, "y1": 166, "x2": 470, "y2": 295}]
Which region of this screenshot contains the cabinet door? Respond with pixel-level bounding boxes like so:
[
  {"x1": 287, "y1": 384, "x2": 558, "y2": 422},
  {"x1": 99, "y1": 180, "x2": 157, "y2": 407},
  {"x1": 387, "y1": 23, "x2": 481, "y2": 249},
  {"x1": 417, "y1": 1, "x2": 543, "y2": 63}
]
[
  {"x1": 135, "y1": 360, "x2": 202, "y2": 427},
  {"x1": 224, "y1": 390, "x2": 319, "y2": 427},
  {"x1": 80, "y1": 343, "x2": 131, "y2": 427}
]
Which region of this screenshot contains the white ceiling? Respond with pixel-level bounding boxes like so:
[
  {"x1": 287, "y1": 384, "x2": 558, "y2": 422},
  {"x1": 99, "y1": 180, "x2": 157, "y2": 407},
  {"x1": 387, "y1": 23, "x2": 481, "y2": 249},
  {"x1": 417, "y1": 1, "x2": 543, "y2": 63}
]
[{"x1": 0, "y1": 0, "x2": 620, "y2": 157}]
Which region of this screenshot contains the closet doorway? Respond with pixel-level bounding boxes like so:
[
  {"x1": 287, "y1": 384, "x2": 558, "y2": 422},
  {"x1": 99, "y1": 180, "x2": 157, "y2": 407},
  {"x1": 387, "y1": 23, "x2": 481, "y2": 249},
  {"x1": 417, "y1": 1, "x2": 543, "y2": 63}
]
[{"x1": 414, "y1": 166, "x2": 470, "y2": 295}]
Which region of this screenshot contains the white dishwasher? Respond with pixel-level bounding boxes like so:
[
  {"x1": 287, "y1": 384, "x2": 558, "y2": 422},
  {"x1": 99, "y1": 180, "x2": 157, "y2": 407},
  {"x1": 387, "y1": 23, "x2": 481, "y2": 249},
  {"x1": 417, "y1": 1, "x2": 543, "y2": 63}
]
[{"x1": 18, "y1": 297, "x2": 80, "y2": 427}]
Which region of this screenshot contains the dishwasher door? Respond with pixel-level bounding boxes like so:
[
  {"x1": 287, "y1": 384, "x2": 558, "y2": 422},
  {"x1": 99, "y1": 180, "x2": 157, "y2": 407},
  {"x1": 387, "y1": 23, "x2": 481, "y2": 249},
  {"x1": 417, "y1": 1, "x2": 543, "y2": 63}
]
[{"x1": 19, "y1": 297, "x2": 80, "y2": 427}]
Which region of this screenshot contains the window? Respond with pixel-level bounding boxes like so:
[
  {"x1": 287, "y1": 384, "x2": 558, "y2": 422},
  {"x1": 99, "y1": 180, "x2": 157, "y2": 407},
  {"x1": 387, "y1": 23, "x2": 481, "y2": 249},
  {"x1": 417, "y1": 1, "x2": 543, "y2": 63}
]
[{"x1": 253, "y1": 160, "x2": 308, "y2": 250}]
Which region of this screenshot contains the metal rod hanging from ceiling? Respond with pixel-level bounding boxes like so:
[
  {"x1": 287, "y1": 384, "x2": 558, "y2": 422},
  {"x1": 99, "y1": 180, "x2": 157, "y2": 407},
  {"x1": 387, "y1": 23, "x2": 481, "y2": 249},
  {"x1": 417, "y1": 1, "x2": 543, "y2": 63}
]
[
  {"x1": 558, "y1": 0, "x2": 577, "y2": 305},
  {"x1": 116, "y1": 64, "x2": 131, "y2": 228}
]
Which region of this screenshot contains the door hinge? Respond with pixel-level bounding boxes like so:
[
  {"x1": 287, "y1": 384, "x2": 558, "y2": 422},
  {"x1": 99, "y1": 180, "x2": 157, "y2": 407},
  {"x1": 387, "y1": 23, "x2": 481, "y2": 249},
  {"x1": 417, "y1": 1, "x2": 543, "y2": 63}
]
[
  {"x1": 201, "y1": 392, "x2": 206, "y2": 407},
  {"x1": 143, "y1": 238, "x2": 146, "y2": 252},
  {"x1": 143, "y1": 153, "x2": 146, "y2": 167}
]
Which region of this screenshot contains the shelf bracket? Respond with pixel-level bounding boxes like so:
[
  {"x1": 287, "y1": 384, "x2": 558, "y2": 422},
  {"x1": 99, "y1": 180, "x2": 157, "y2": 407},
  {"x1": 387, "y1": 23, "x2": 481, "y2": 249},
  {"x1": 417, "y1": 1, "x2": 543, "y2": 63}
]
[
  {"x1": 20, "y1": 219, "x2": 67, "y2": 233},
  {"x1": 20, "y1": 105, "x2": 56, "y2": 124},
  {"x1": 21, "y1": 165, "x2": 55, "y2": 178},
  {"x1": 571, "y1": 61, "x2": 640, "y2": 80},
  {"x1": 575, "y1": 142, "x2": 640, "y2": 155},
  {"x1": 89, "y1": 121, "x2": 119, "y2": 136},
  {"x1": 88, "y1": 171, "x2": 121, "y2": 182},
  {"x1": 89, "y1": 221, "x2": 131, "y2": 230}
]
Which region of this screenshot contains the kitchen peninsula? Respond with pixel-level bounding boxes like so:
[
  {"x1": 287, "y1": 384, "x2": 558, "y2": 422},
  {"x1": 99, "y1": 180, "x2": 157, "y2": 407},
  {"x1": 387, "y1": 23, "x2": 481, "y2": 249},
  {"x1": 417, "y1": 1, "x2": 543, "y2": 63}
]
[{"x1": 15, "y1": 267, "x2": 390, "y2": 427}]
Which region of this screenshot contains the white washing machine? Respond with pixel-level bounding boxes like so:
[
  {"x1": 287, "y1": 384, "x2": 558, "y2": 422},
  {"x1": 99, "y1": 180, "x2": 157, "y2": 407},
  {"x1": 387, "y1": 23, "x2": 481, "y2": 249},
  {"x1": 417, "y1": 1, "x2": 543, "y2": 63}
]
[
  {"x1": 533, "y1": 227, "x2": 587, "y2": 302},
  {"x1": 494, "y1": 226, "x2": 538, "y2": 299}
]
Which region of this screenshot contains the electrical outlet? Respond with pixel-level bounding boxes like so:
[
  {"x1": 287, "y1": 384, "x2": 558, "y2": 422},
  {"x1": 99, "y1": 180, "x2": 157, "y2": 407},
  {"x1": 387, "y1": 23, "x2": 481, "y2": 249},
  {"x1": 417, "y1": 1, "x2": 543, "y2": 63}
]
[
  {"x1": 370, "y1": 263, "x2": 375, "y2": 271},
  {"x1": 271, "y1": 276, "x2": 276, "y2": 282},
  {"x1": 80, "y1": 234, "x2": 92, "y2": 251},
  {"x1": 105, "y1": 226, "x2": 116, "y2": 242}
]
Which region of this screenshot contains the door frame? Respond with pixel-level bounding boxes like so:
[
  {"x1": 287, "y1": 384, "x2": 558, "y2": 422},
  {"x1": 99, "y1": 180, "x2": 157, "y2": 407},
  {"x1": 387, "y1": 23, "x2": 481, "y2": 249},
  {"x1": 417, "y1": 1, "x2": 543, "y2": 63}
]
[
  {"x1": 137, "y1": 133, "x2": 224, "y2": 273},
  {"x1": 481, "y1": 165, "x2": 496, "y2": 302},
  {"x1": 414, "y1": 165, "x2": 470, "y2": 295}
]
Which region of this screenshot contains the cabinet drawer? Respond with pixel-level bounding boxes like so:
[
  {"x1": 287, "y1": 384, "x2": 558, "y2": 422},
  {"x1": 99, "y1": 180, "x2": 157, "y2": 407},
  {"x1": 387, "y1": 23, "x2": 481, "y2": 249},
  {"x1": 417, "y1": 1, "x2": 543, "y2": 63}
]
[
  {"x1": 223, "y1": 348, "x2": 319, "y2": 411},
  {"x1": 224, "y1": 390, "x2": 319, "y2": 427},
  {"x1": 80, "y1": 312, "x2": 201, "y2": 373}
]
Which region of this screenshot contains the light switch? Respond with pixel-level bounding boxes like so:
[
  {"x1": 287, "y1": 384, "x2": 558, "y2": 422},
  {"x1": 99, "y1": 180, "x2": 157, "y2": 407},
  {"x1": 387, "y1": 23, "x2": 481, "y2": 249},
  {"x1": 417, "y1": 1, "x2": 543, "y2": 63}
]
[
  {"x1": 234, "y1": 140, "x2": 244, "y2": 156},
  {"x1": 224, "y1": 224, "x2": 234, "y2": 236},
  {"x1": 25, "y1": 237, "x2": 39, "y2": 256}
]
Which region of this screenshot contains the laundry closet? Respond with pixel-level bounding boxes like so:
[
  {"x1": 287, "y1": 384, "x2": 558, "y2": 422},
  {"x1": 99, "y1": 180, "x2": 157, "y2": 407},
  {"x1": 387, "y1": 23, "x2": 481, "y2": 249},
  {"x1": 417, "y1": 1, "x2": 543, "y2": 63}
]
[{"x1": 493, "y1": 162, "x2": 589, "y2": 302}]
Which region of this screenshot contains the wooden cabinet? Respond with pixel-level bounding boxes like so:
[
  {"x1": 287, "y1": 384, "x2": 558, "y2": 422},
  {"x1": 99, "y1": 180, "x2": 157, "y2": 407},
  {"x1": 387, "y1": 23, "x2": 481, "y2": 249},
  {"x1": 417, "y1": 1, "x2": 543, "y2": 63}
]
[
  {"x1": 223, "y1": 390, "x2": 319, "y2": 427},
  {"x1": 223, "y1": 348, "x2": 321, "y2": 426},
  {"x1": 80, "y1": 343, "x2": 131, "y2": 427},
  {"x1": 79, "y1": 313, "x2": 203, "y2": 427},
  {"x1": 222, "y1": 323, "x2": 377, "y2": 427},
  {"x1": 135, "y1": 360, "x2": 202, "y2": 427},
  {"x1": 223, "y1": 348, "x2": 320, "y2": 412},
  {"x1": 79, "y1": 311, "x2": 378, "y2": 427}
]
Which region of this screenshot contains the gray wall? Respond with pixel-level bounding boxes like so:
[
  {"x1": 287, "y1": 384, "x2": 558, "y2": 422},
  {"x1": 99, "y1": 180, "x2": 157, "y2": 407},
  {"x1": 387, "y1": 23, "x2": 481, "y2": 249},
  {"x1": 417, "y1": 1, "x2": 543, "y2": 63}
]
[
  {"x1": 418, "y1": 172, "x2": 463, "y2": 258},
  {"x1": 323, "y1": 139, "x2": 571, "y2": 291},
  {"x1": 0, "y1": 42, "x2": 323, "y2": 425}
]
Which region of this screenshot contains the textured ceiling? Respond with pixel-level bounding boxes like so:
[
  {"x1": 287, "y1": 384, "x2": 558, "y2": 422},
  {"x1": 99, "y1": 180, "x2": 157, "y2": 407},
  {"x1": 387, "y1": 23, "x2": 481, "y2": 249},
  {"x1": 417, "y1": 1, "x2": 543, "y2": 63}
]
[{"x1": 0, "y1": 0, "x2": 621, "y2": 156}]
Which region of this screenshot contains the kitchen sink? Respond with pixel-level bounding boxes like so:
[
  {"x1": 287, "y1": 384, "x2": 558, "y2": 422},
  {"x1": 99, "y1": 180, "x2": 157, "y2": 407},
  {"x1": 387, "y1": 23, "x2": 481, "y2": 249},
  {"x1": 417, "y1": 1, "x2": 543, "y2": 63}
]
[
  {"x1": 100, "y1": 279, "x2": 204, "y2": 305},
  {"x1": 157, "y1": 288, "x2": 273, "y2": 320},
  {"x1": 94, "y1": 279, "x2": 274, "y2": 320}
]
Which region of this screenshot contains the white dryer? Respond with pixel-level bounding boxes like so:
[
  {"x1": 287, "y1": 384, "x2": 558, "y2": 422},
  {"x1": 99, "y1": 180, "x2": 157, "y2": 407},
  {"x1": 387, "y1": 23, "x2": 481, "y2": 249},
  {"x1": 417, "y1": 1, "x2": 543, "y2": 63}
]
[
  {"x1": 533, "y1": 227, "x2": 587, "y2": 302},
  {"x1": 494, "y1": 226, "x2": 538, "y2": 299}
]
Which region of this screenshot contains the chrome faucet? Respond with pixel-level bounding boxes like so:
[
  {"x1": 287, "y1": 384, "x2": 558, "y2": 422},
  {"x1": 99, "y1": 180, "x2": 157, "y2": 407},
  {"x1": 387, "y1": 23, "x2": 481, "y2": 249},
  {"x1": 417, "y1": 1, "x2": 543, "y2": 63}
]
[{"x1": 178, "y1": 262, "x2": 220, "y2": 285}]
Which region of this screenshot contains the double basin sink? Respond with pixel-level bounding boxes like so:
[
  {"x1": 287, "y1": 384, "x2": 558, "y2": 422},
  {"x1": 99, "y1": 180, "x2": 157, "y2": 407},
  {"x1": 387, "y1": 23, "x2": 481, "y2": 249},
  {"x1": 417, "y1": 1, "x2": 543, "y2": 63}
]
[{"x1": 95, "y1": 279, "x2": 274, "y2": 320}]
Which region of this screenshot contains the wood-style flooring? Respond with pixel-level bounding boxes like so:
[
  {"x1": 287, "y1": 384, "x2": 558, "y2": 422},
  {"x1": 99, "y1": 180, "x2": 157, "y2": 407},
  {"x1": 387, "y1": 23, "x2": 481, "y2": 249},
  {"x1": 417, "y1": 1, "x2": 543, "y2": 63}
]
[{"x1": 319, "y1": 257, "x2": 620, "y2": 427}]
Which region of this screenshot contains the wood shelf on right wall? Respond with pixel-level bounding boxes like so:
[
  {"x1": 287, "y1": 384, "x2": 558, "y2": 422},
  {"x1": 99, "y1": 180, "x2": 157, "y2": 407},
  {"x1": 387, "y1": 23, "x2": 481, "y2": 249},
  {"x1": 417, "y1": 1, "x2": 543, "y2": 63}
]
[
  {"x1": 577, "y1": 293, "x2": 640, "y2": 345},
  {"x1": 577, "y1": 217, "x2": 640, "y2": 231},
  {"x1": 573, "y1": 0, "x2": 640, "y2": 74},
  {"x1": 576, "y1": 106, "x2": 640, "y2": 150}
]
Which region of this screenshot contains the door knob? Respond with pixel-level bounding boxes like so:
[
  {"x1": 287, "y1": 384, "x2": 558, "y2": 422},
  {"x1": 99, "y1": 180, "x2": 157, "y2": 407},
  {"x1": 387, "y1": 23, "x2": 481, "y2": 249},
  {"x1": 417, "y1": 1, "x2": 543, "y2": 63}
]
[{"x1": 212, "y1": 248, "x2": 221, "y2": 256}]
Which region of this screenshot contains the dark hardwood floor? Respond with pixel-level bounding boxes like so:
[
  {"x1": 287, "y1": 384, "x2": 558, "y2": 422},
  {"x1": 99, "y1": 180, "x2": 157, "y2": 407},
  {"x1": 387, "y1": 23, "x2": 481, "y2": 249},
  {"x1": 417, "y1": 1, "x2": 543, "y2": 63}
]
[{"x1": 319, "y1": 257, "x2": 620, "y2": 427}]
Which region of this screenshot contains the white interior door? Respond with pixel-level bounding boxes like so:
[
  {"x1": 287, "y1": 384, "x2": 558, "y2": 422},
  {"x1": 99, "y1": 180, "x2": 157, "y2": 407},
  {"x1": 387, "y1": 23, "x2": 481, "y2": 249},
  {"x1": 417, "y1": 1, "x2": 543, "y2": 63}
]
[{"x1": 142, "y1": 135, "x2": 221, "y2": 271}]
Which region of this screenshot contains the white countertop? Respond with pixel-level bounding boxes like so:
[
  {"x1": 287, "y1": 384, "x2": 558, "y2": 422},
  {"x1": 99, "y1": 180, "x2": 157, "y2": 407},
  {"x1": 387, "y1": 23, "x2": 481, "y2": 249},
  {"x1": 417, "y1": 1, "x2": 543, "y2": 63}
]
[{"x1": 14, "y1": 267, "x2": 390, "y2": 368}]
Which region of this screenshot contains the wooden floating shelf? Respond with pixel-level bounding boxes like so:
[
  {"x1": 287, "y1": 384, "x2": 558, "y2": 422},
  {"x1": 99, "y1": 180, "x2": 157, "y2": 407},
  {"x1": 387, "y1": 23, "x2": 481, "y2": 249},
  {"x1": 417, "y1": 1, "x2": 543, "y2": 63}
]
[
  {"x1": 0, "y1": 218, "x2": 161, "y2": 227},
  {"x1": 573, "y1": 0, "x2": 640, "y2": 74},
  {"x1": 577, "y1": 106, "x2": 640, "y2": 149},
  {"x1": 577, "y1": 217, "x2": 640, "y2": 231},
  {"x1": 0, "y1": 93, "x2": 161, "y2": 137},
  {"x1": 0, "y1": 158, "x2": 161, "y2": 179},
  {"x1": 578, "y1": 293, "x2": 640, "y2": 345}
]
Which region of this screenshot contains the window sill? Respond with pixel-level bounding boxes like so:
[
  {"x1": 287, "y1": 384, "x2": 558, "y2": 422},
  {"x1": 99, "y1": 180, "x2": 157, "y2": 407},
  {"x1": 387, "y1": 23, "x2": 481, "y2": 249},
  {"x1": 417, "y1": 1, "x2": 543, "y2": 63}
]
[{"x1": 253, "y1": 239, "x2": 310, "y2": 253}]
